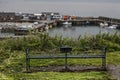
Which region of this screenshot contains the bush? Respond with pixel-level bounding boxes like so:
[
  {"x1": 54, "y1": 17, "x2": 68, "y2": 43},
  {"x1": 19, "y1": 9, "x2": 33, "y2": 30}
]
[
  {"x1": 0, "y1": 49, "x2": 10, "y2": 63},
  {"x1": 0, "y1": 33, "x2": 119, "y2": 52}
]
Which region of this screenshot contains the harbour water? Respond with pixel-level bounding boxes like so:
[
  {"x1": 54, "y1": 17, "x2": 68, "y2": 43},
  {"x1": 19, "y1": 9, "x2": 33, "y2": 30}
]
[
  {"x1": 0, "y1": 25, "x2": 120, "y2": 39},
  {"x1": 48, "y1": 26, "x2": 120, "y2": 39}
]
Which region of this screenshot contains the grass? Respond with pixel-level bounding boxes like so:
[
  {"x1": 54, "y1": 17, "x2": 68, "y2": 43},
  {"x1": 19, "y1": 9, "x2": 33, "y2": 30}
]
[
  {"x1": 0, "y1": 51, "x2": 119, "y2": 80},
  {"x1": 0, "y1": 33, "x2": 120, "y2": 79},
  {"x1": 107, "y1": 51, "x2": 120, "y2": 65},
  {"x1": 29, "y1": 58, "x2": 102, "y2": 66},
  {"x1": 0, "y1": 73, "x2": 13, "y2": 80},
  {"x1": 6, "y1": 71, "x2": 110, "y2": 80}
]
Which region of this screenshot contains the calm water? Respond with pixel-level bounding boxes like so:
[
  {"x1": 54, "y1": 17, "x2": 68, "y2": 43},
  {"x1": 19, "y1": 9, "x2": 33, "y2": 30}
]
[
  {"x1": 48, "y1": 26, "x2": 120, "y2": 39},
  {"x1": 0, "y1": 26, "x2": 120, "y2": 38}
]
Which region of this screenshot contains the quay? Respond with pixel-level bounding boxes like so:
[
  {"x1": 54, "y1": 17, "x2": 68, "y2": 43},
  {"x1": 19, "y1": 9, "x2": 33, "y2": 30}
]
[
  {"x1": 56, "y1": 17, "x2": 120, "y2": 26},
  {"x1": 98, "y1": 16, "x2": 120, "y2": 25},
  {"x1": 0, "y1": 12, "x2": 120, "y2": 38},
  {"x1": 0, "y1": 12, "x2": 120, "y2": 27}
]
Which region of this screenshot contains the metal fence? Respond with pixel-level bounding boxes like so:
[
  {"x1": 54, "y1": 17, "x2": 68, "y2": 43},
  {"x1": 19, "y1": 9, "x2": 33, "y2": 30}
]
[{"x1": 26, "y1": 47, "x2": 106, "y2": 72}]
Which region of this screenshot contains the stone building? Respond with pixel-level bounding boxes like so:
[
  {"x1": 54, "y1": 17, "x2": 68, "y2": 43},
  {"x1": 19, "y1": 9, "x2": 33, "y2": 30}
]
[{"x1": 0, "y1": 12, "x2": 22, "y2": 21}]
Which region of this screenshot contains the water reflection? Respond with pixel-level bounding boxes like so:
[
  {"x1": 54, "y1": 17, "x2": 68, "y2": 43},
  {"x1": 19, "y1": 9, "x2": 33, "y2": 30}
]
[
  {"x1": 0, "y1": 25, "x2": 120, "y2": 39},
  {"x1": 48, "y1": 26, "x2": 120, "y2": 39}
]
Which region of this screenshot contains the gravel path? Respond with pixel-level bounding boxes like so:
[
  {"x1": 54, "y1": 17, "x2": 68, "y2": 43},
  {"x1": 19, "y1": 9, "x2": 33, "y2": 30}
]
[{"x1": 107, "y1": 65, "x2": 120, "y2": 80}]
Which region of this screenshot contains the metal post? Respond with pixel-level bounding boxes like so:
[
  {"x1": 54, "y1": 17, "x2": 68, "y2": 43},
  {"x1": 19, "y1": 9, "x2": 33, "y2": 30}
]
[
  {"x1": 65, "y1": 52, "x2": 68, "y2": 70},
  {"x1": 102, "y1": 47, "x2": 106, "y2": 70},
  {"x1": 26, "y1": 48, "x2": 30, "y2": 72}
]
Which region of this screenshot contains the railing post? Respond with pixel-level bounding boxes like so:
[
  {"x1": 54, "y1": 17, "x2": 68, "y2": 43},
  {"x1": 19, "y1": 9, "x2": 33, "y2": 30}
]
[
  {"x1": 102, "y1": 47, "x2": 106, "y2": 70},
  {"x1": 26, "y1": 48, "x2": 30, "y2": 72},
  {"x1": 65, "y1": 52, "x2": 68, "y2": 70}
]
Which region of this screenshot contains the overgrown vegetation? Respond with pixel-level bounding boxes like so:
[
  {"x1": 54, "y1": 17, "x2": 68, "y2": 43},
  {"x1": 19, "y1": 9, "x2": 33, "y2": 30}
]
[
  {"x1": 0, "y1": 33, "x2": 120, "y2": 79},
  {"x1": 0, "y1": 32, "x2": 120, "y2": 52}
]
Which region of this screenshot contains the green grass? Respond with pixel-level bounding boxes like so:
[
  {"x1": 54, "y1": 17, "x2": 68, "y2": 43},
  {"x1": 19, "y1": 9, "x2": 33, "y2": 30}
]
[
  {"x1": 0, "y1": 51, "x2": 119, "y2": 80},
  {"x1": 107, "y1": 51, "x2": 120, "y2": 65},
  {"x1": 27, "y1": 51, "x2": 120, "y2": 67},
  {"x1": 6, "y1": 71, "x2": 110, "y2": 80},
  {"x1": 0, "y1": 33, "x2": 120, "y2": 80},
  {"x1": 30, "y1": 58, "x2": 102, "y2": 66},
  {"x1": 0, "y1": 73, "x2": 13, "y2": 80}
]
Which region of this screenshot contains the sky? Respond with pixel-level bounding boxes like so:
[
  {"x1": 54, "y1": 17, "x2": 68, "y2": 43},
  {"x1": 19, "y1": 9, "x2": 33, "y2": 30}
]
[{"x1": 0, "y1": 0, "x2": 120, "y2": 18}]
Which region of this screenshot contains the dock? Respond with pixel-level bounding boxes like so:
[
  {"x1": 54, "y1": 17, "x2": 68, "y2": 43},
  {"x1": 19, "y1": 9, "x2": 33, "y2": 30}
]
[
  {"x1": 0, "y1": 16, "x2": 120, "y2": 39},
  {"x1": 56, "y1": 17, "x2": 120, "y2": 27}
]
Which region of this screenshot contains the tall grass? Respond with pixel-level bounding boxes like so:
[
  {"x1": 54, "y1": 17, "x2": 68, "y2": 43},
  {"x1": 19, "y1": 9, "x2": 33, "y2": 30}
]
[
  {"x1": 0, "y1": 32, "x2": 119, "y2": 52},
  {"x1": 0, "y1": 33, "x2": 119, "y2": 79}
]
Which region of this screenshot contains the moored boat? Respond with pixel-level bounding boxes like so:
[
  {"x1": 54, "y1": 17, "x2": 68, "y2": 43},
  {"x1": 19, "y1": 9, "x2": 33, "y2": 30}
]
[
  {"x1": 14, "y1": 26, "x2": 30, "y2": 35},
  {"x1": 63, "y1": 21, "x2": 72, "y2": 27},
  {"x1": 107, "y1": 25, "x2": 118, "y2": 29},
  {"x1": 99, "y1": 22, "x2": 108, "y2": 27},
  {"x1": 63, "y1": 21, "x2": 72, "y2": 25}
]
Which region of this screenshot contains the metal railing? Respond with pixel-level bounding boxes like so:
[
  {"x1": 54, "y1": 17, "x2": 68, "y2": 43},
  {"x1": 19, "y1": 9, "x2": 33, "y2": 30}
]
[{"x1": 26, "y1": 47, "x2": 106, "y2": 72}]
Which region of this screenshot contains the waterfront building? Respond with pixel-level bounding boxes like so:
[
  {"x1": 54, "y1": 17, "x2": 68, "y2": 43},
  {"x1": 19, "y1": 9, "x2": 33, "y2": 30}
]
[
  {"x1": 63, "y1": 15, "x2": 70, "y2": 20},
  {"x1": 51, "y1": 15, "x2": 62, "y2": 21},
  {"x1": 0, "y1": 12, "x2": 22, "y2": 21},
  {"x1": 41, "y1": 12, "x2": 60, "y2": 20}
]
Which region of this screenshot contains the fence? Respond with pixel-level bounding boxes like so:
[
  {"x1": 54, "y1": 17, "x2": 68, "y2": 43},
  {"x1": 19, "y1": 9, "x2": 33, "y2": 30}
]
[{"x1": 26, "y1": 47, "x2": 106, "y2": 72}]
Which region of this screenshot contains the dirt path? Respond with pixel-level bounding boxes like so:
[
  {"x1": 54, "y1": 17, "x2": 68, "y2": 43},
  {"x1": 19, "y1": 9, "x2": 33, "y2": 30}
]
[
  {"x1": 107, "y1": 65, "x2": 120, "y2": 80},
  {"x1": 26, "y1": 65, "x2": 120, "y2": 80},
  {"x1": 27, "y1": 65, "x2": 104, "y2": 72}
]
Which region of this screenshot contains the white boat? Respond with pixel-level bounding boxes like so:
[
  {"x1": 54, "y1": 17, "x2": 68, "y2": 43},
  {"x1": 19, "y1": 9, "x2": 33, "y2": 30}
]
[
  {"x1": 17, "y1": 25, "x2": 33, "y2": 29},
  {"x1": 63, "y1": 21, "x2": 72, "y2": 27},
  {"x1": 99, "y1": 23, "x2": 105, "y2": 27},
  {"x1": 99, "y1": 22, "x2": 108, "y2": 27},
  {"x1": 104, "y1": 22, "x2": 108, "y2": 27},
  {"x1": 63, "y1": 21, "x2": 72, "y2": 25},
  {"x1": 108, "y1": 25, "x2": 118, "y2": 29}
]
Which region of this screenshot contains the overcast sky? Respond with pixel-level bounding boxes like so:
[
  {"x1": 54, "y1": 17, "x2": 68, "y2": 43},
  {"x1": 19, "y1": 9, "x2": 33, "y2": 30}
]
[
  {"x1": 0, "y1": 0, "x2": 120, "y2": 18},
  {"x1": 1, "y1": 0, "x2": 120, "y2": 3}
]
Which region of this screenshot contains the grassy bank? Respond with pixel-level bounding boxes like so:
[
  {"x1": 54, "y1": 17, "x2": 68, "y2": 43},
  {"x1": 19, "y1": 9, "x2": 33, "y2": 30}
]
[
  {"x1": 0, "y1": 50, "x2": 119, "y2": 80},
  {"x1": 0, "y1": 32, "x2": 120, "y2": 52},
  {"x1": 0, "y1": 33, "x2": 120, "y2": 79}
]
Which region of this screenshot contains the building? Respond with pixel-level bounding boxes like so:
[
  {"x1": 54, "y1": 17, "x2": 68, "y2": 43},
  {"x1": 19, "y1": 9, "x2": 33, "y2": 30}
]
[
  {"x1": 41, "y1": 12, "x2": 60, "y2": 20},
  {"x1": 0, "y1": 12, "x2": 22, "y2": 21},
  {"x1": 51, "y1": 15, "x2": 62, "y2": 20},
  {"x1": 63, "y1": 15, "x2": 70, "y2": 20}
]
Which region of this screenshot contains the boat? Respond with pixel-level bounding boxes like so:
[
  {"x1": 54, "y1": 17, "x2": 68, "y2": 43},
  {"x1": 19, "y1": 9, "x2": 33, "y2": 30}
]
[
  {"x1": 99, "y1": 23, "x2": 104, "y2": 27},
  {"x1": 14, "y1": 26, "x2": 30, "y2": 35},
  {"x1": 63, "y1": 21, "x2": 72, "y2": 25},
  {"x1": 63, "y1": 21, "x2": 72, "y2": 27},
  {"x1": 107, "y1": 25, "x2": 118, "y2": 29},
  {"x1": 99, "y1": 22, "x2": 108, "y2": 27},
  {"x1": 104, "y1": 22, "x2": 108, "y2": 27}
]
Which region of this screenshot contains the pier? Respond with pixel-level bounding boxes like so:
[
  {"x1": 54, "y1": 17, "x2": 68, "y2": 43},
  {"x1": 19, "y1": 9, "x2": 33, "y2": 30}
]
[
  {"x1": 33, "y1": 20, "x2": 56, "y2": 32},
  {"x1": 56, "y1": 19, "x2": 99, "y2": 26},
  {"x1": 56, "y1": 17, "x2": 120, "y2": 27},
  {"x1": 0, "y1": 16, "x2": 120, "y2": 38},
  {"x1": 98, "y1": 16, "x2": 120, "y2": 25}
]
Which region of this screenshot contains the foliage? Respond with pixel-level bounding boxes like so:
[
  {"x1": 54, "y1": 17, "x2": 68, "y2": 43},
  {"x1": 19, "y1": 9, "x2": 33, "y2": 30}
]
[
  {"x1": 0, "y1": 33, "x2": 119, "y2": 52},
  {"x1": 0, "y1": 32, "x2": 120, "y2": 79}
]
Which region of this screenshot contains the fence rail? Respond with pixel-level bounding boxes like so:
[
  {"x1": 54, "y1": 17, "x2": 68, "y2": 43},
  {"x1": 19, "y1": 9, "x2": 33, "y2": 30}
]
[{"x1": 26, "y1": 47, "x2": 106, "y2": 72}]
